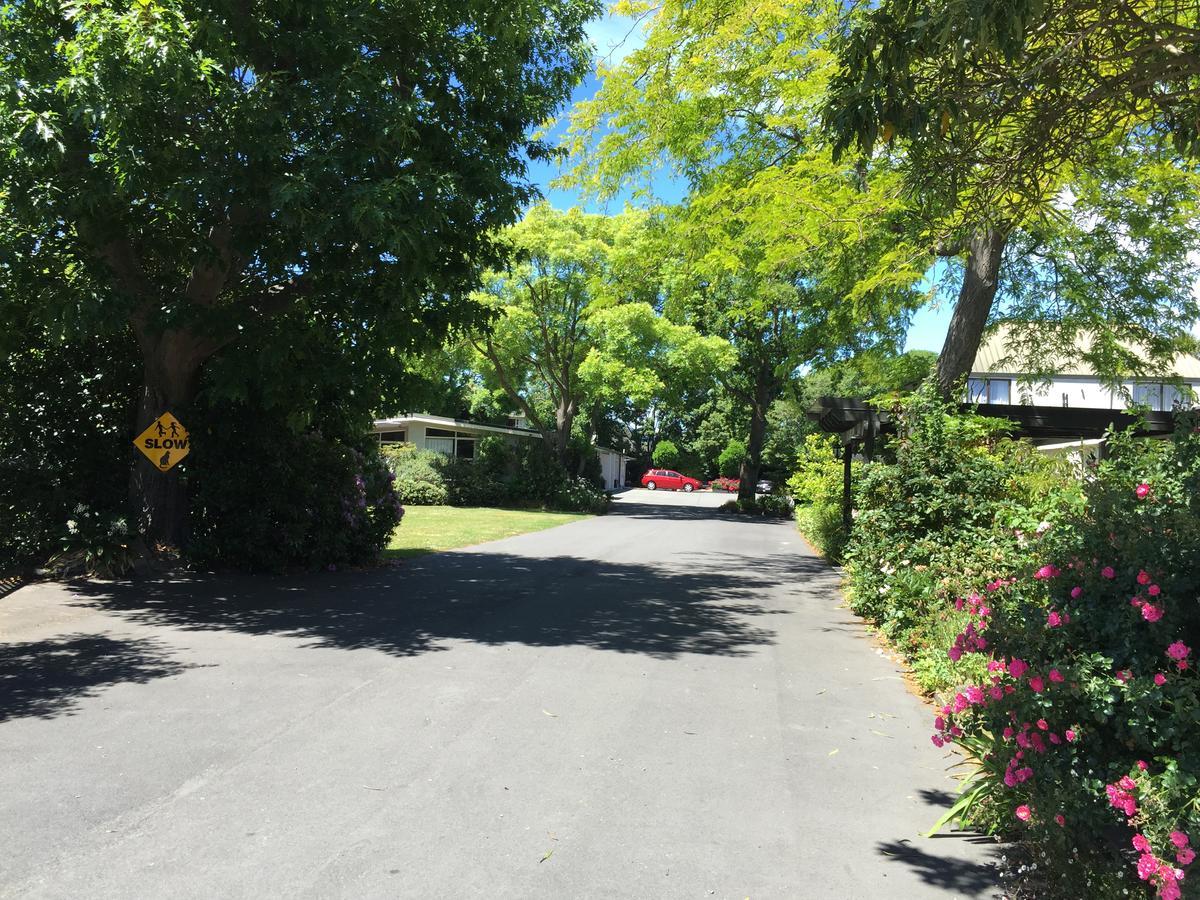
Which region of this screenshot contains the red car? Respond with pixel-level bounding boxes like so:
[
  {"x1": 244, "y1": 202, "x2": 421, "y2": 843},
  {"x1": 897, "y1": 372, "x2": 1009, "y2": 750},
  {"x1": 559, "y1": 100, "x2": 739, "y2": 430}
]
[{"x1": 641, "y1": 469, "x2": 703, "y2": 492}]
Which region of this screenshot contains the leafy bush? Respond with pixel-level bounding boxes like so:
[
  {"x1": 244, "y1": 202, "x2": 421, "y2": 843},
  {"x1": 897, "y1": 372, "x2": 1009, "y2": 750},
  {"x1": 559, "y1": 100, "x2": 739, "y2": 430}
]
[
  {"x1": 930, "y1": 415, "x2": 1200, "y2": 898},
  {"x1": 841, "y1": 382, "x2": 1200, "y2": 895},
  {"x1": 844, "y1": 384, "x2": 1080, "y2": 692},
  {"x1": 710, "y1": 476, "x2": 740, "y2": 493},
  {"x1": 720, "y1": 495, "x2": 794, "y2": 518},
  {"x1": 44, "y1": 504, "x2": 138, "y2": 578},
  {"x1": 383, "y1": 438, "x2": 608, "y2": 514},
  {"x1": 0, "y1": 330, "x2": 139, "y2": 572},
  {"x1": 189, "y1": 405, "x2": 403, "y2": 572},
  {"x1": 382, "y1": 443, "x2": 449, "y2": 505},
  {"x1": 549, "y1": 476, "x2": 610, "y2": 514},
  {"x1": 652, "y1": 439, "x2": 681, "y2": 469},
  {"x1": 788, "y1": 434, "x2": 854, "y2": 561},
  {"x1": 718, "y1": 439, "x2": 746, "y2": 478}
]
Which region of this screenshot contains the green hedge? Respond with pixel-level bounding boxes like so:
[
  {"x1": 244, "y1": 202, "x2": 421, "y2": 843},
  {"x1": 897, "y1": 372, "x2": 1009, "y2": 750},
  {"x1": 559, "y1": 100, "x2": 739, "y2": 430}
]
[{"x1": 382, "y1": 438, "x2": 608, "y2": 514}]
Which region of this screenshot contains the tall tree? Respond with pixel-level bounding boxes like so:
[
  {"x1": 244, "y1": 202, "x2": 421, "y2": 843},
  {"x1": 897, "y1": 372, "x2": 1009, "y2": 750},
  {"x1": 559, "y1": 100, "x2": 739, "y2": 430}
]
[
  {"x1": 471, "y1": 205, "x2": 732, "y2": 466},
  {"x1": 566, "y1": 0, "x2": 928, "y2": 498},
  {"x1": 0, "y1": 0, "x2": 597, "y2": 546},
  {"x1": 824, "y1": 0, "x2": 1200, "y2": 393}
]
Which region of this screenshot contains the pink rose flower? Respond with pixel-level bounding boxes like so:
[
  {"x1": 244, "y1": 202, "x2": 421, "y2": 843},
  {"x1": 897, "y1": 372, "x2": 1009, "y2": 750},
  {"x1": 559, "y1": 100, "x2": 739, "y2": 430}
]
[
  {"x1": 1137, "y1": 569, "x2": 1152, "y2": 586},
  {"x1": 1065, "y1": 729, "x2": 1077, "y2": 742},
  {"x1": 1178, "y1": 848, "x2": 1196, "y2": 866},
  {"x1": 1148, "y1": 584, "x2": 1161, "y2": 596},
  {"x1": 1167, "y1": 641, "x2": 1191, "y2": 661},
  {"x1": 1101, "y1": 566, "x2": 1116, "y2": 579},
  {"x1": 1049, "y1": 669, "x2": 1065, "y2": 683},
  {"x1": 1009, "y1": 658, "x2": 1029, "y2": 678},
  {"x1": 1138, "y1": 853, "x2": 1158, "y2": 880},
  {"x1": 1054, "y1": 814, "x2": 1065, "y2": 826},
  {"x1": 1029, "y1": 675, "x2": 1045, "y2": 692},
  {"x1": 1155, "y1": 673, "x2": 1168, "y2": 686},
  {"x1": 1142, "y1": 603, "x2": 1164, "y2": 622},
  {"x1": 1170, "y1": 831, "x2": 1190, "y2": 849},
  {"x1": 1137, "y1": 760, "x2": 1149, "y2": 770},
  {"x1": 1047, "y1": 611, "x2": 1063, "y2": 627},
  {"x1": 1136, "y1": 482, "x2": 1151, "y2": 499},
  {"x1": 1133, "y1": 834, "x2": 1151, "y2": 853},
  {"x1": 1015, "y1": 805, "x2": 1032, "y2": 822},
  {"x1": 1034, "y1": 564, "x2": 1061, "y2": 580}
]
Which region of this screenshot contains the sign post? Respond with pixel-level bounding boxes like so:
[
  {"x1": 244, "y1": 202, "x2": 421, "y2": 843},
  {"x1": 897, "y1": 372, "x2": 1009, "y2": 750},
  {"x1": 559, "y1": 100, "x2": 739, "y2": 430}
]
[{"x1": 133, "y1": 412, "x2": 190, "y2": 472}]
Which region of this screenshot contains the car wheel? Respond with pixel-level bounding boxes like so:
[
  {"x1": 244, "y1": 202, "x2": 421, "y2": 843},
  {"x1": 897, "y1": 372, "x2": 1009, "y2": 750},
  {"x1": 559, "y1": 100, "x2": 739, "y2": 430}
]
[
  {"x1": 646, "y1": 481, "x2": 656, "y2": 490},
  {"x1": 683, "y1": 483, "x2": 694, "y2": 493}
]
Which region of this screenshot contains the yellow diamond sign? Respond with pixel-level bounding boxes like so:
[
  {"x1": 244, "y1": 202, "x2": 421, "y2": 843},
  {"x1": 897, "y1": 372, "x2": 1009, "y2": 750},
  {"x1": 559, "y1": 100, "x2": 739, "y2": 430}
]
[{"x1": 134, "y1": 412, "x2": 190, "y2": 472}]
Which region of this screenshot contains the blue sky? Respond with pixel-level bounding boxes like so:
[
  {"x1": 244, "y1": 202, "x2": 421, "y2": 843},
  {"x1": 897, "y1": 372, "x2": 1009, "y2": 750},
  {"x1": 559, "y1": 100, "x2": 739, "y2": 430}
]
[{"x1": 523, "y1": 13, "x2": 955, "y2": 355}]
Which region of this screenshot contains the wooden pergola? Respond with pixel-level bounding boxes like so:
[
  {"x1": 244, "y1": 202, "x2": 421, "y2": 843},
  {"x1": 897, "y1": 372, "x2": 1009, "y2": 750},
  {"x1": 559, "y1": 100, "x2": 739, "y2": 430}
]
[{"x1": 807, "y1": 396, "x2": 1180, "y2": 533}]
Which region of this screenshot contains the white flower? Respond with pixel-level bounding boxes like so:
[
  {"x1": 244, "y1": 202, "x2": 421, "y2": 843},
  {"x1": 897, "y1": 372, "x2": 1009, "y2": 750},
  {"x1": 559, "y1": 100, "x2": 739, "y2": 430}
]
[
  {"x1": 73, "y1": 503, "x2": 87, "y2": 515},
  {"x1": 66, "y1": 520, "x2": 78, "y2": 534},
  {"x1": 1036, "y1": 520, "x2": 1051, "y2": 533}
]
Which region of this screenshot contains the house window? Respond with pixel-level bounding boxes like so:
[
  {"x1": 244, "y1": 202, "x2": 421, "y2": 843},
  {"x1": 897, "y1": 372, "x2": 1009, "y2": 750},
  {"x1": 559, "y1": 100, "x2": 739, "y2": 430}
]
[
  {"x1": 966, "y1": 378, "x2": 1011, "y2": 405},
  {"x1": 1166, "y1": 384, "x2": 1196, "y2": 409},
  {"x1": 967, "y1": 378, "x2": 987, "y2": 404},
  {"x1": 1133, "y1": 383, "x2": 1164, "y2": 411},
  {"x1": 379, "y1": 430, "x2": 407, "y2": 444},
  {"x1": 424, "y1": 427, "x2": 477, "y2": 458}
]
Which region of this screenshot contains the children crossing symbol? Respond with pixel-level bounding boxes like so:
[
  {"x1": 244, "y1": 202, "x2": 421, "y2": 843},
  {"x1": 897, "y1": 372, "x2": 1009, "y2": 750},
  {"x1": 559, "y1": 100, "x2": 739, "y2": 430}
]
[{"x1": 134, "y1": 412, "x2": 190, "y2": 472}]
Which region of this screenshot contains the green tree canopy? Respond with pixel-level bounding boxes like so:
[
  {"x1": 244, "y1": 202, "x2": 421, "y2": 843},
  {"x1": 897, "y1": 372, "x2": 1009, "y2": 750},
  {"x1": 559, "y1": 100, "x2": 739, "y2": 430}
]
[
  {"x1": 822, "y1": 1, "x2": 1200, "y2": 392},
  {"x1": 565, "y1": 0, "x2": 929, "y2": 497},
  {"x1": 0, "y1": 0, "x2": 598, "y2": 544},
  {"x1": 824, "y1": 0, "x2": 1200, "y2": 206},
  {"x1": 470, "y1": 204, "x2": 733, "y2": 466}
]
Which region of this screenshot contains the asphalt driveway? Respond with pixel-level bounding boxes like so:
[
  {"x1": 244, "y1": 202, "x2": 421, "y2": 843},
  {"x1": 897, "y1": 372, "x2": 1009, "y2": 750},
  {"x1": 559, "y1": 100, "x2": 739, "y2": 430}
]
[{"x1": 0, "y1": 489, "x2": 997, "y2": 898}]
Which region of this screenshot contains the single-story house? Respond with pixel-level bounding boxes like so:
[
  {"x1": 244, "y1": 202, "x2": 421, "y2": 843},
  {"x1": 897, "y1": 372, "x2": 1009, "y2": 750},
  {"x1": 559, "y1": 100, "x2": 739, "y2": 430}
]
[
  {"x1": 968, "y1": 325, "x2": 1199, "y2": 410},
  {"x1": 373, "y1": 413, "x2": 631, "y2": 489},
  {"x1": 373, "y1": 413, "x2": 537, "y2": 459}
]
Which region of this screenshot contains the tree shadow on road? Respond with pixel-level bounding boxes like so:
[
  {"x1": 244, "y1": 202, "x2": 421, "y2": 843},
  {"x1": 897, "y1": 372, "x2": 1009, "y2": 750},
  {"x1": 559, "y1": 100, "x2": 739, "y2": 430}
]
[
  {"x1": 876, "y1": 839, "x2": 998, "y2": 897},
  {"x1": 608, "y1": 498, "x2": 788, "y2": 523},
  {"x1": 63, "y1": 551, "x2": 821, "y2": 661},
  {"x1": 0, "y1": 634, "x2": 190, "y2": 724}
]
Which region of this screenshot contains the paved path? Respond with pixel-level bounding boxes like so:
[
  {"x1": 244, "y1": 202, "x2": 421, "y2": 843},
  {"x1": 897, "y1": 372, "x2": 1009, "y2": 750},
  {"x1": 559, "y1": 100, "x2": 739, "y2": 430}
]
[{"x1": 0, "y1": 490, "x2": 997, "y2": 898}]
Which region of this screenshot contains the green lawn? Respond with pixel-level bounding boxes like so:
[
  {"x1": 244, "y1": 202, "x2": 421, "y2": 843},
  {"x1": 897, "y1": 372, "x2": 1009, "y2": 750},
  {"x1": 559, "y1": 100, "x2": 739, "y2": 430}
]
[{"x1": 385, "y1": 505, "x2": 592, "y2": 559}]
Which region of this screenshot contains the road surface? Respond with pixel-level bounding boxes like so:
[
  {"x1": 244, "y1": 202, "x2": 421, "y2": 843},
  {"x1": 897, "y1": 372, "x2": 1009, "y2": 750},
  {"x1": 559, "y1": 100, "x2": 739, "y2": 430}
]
[{"x1": 0, "y1": 489, "x2": 997, "y2": 898}]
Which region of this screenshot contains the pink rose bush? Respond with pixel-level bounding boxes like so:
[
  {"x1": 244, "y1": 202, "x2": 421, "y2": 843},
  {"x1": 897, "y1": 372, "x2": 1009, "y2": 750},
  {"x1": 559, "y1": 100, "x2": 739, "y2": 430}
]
[
  {"x1": 924, "y1": 417, "x2": 1200, "y2": 896},
  {"x1": 844, "y1": 391, "x2": 1200, "y2": 896}
]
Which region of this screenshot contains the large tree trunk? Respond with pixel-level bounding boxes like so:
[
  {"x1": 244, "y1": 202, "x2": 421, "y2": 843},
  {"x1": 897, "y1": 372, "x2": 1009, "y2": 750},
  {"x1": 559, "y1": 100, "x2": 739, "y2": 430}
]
[
  {"x1": 554, "y1": 399, "x2": 576, "y2": 468},
  {"x1": 935, "y1": 227, "x2": 1008, "y2": 398},
  {"x1": 129, "y1": 329, "x2": 207, "y2": 549},
  {"x1": 737, "y1": 375, "x2": 774, "y2": 503}
]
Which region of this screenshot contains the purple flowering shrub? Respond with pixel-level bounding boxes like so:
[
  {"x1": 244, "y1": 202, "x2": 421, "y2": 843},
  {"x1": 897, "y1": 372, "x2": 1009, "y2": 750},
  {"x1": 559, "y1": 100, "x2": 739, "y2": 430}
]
[{"x1": 932, "y1": 415, "x2": 1200, "y2": 897}]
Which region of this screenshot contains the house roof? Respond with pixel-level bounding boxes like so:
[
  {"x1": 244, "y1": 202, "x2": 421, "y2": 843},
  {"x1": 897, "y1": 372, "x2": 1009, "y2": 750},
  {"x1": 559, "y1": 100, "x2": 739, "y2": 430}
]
[
  {"x1": 971, "y1": 324, "x2": 1200, "y2": 379},
  {"x1": 808, "y1": 395, "x2": 1179, "y2": 446},
  {"x1": 373, "y1": 413, "x2": 540, "y2": 438}
]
